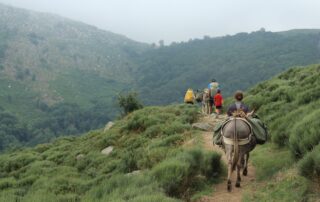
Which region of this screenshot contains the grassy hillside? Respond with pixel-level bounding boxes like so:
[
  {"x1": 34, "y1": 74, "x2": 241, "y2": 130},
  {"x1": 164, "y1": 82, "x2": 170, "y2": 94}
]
[
  {"x1": 242, "y1": 64, "x2": 320, "y2": 200},
  {"x1": 0, "y1": 105, "x2": 224, "y2": 201}
]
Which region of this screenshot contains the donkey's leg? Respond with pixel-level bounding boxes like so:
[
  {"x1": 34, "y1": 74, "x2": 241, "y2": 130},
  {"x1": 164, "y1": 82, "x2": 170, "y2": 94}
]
[
  {"x1": 226, "y1": 150, "x2": 233, "y2": 192},
  {"x1": 243, "y1": 153, "x2": 249, "y2": 176},
  {"x1": 235, "y1": 157, "x2": 241, "y2": 187}
]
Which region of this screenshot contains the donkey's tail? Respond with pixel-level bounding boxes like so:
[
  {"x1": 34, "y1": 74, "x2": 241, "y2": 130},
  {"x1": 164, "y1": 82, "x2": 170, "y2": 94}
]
[{"x1": 232, "y1": 119, "x2": 239, "y2": 171}]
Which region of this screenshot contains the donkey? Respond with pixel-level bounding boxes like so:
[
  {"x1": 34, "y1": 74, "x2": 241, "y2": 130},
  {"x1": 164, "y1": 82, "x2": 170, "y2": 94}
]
[
  {"x1": 201, "y1": 89, "x2": 210, "y2": 115},
  {"x1": 221, "y1": 115, "x2": 256, "y2": 191}
]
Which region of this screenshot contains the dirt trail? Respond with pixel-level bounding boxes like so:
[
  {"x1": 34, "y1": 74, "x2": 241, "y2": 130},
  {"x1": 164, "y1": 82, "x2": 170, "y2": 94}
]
[{"x1": 198, "y1": 114, "x2": 256, "y2": 202}]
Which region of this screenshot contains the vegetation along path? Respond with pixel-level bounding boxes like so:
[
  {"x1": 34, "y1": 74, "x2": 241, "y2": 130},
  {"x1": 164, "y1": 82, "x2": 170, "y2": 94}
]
[{"x1": 198, "y1": 114, "x2": 256, "y2": 202}]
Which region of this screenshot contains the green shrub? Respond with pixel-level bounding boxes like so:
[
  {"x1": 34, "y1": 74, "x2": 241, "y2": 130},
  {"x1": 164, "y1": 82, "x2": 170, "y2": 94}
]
[
  {"x1": 150, "y1": 134, "x2": 184, "y2": 148},
  {"x1": 243, "y1": 170, "x2": 310, "y2": 202},
  {"x1": 250, "y1": 144, "x2": 294, "y2": 180},
  {"x1": 117, "y1": 92, "x2": 143, "y2": 115},
  {"x1": 0, "y1": 178, "x2": 15, "y2": 190},
  {"x1": 298, "y1": 144, "x2": 320, "y2": 180},
  {"x1": 289, "y1": 109, "x2": 320, "y2": 157},
  {"x1": 201, "y1": 152, "x2": 223, "y2": 180},
  {"x1": 82, "y1": 175, "x2": 175, "y2": 202},
  {"x1": 143, "y1": 124, "x2": 162, "y2": 138},
  {"x1": 151, "y1": 149, "x2": 222, "y2": 197},
  {"x1": 151, "y1": 158, "x2": 190, "y2": 197},
  {"x1": 17, "y1": 175, "x2": 37, "y2": 186},
  {"x1": 137, "y1": 147, "x2": 169, "y2": 169}
]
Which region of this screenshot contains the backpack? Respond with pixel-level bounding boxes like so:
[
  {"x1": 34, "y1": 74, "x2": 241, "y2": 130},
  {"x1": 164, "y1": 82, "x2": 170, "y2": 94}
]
[
  {"x1": 184, "y1": 89, "x2": 195, "y2": 103},
  {"x1": 209, "y1": 82, "x2": 219, "y2": 98}
]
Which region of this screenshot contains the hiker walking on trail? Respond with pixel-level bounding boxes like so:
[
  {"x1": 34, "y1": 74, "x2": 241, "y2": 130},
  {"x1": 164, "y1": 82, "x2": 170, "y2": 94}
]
[
  {"x1": 208, "y1": 79, "x2": 219, "y2": 114},
  {"x1": 214, "y1": 89, "x2": 223, "y2": 115},
  {"x1": 184, "y1": 88, "x2": 195, "y2": 104},
  {"x1": 213, "y1": 90, "x2": 268, "y2": 147},
  {"x1": 227, "y1": 90, "x2": 249, "y2": 116}
]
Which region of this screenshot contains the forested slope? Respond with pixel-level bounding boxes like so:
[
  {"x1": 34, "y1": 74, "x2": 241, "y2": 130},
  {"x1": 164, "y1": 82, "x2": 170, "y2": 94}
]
[
  {"x1": 0, "y1": 3, "x2": 149, "y2": 150},
  {"x1": 134, "y1": 30, "x2": 320, "y2": 105}
]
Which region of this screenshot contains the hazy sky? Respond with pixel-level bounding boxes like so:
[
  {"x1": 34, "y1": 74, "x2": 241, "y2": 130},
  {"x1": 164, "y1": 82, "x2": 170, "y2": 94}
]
[{"x1": 1, "y1": 0, "x2": 320, "y2": 43}]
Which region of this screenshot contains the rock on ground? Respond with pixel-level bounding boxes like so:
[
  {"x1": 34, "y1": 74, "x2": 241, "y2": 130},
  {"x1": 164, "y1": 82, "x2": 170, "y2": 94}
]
[
  {"x1": 103, "y1": 121, "x2": 114, "y2": 132},
  {"x1": 76, "y1": 154, "x2": 85, "y2": 160},
  {"x1": 101, "y1": 146, "x2": 113, "y2": 155},
  {"x1": 192, "y1": 122, "x2": 214, "y2": 131}
]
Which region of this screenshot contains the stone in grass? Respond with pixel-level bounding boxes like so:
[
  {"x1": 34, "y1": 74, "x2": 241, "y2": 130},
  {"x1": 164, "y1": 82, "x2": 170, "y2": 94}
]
[
  {"x1": 103, "y1": 121, "x2": 114, "y2": 132},
  {"x1": 126, "y1": 170, "x2": 141, "y2": 176},
  {"x1": 76, "y1": 154, "x2": 85, "y2": 160},
  {"x1": 192, "y1": 122, "x2": 214, "y2": 131},
  {"x1": 101, "y1": 146, "x2": 114, "y2": 156}
]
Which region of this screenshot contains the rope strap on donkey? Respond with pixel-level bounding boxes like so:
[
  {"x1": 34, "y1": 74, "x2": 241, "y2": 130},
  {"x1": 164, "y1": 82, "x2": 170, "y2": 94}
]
[{"x1": 223, "y1": 136, "x2": 251, "y2": 145}]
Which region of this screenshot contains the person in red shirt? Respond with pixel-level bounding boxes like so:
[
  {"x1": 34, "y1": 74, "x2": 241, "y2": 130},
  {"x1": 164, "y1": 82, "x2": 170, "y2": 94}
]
[{"x1": 214, "y1": 89, "x2": 223, "y2": 115}]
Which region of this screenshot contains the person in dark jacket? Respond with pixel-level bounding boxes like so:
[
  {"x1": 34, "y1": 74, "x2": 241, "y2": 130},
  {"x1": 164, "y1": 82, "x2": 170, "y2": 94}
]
[{"x1": 227, "y1": 91, "x2": 249, "y2": 116}]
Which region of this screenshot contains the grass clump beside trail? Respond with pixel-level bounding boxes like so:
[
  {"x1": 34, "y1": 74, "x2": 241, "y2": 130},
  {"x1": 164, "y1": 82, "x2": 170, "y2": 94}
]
[
  {"x1": 242, "y1": 64, "x2": 320, "y2": 200},
  {"x1": 0, "y1": 104, "x2": 223, "y2": 201}
]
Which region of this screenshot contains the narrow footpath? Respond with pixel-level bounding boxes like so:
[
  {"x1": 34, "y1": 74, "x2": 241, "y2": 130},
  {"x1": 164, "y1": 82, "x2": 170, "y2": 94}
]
[{"x1": 197, "y1": 114, "x2": 256, "y2": 202}]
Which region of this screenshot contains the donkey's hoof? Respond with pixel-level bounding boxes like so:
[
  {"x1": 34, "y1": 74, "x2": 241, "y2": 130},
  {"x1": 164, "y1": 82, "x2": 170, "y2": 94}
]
[
  {"x1": 243, "y1": 169, "x2": 248, "y2": 176},
  {"x1": 235, "y1": 182, "x2": 241, "y2": 188},
  {"x1": 227, "y1": 181, "x2": 232, "y2": 192}
]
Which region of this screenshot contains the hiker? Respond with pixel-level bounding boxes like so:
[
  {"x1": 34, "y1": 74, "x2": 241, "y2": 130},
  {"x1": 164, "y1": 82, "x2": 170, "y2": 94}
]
[
  {"x1": 208, "y1": 79, "x2": 219, "y2": 114},
  {"x1": 202, "y1": 88, "x2": 210, "y2": 114},
  {"x1": 184, "y1": 88, "x2": 195, "y2": 104},
  {"x1": 227, "y1": 90, "x2": 249, "y2": 116},
  {"x1": 214, "y1": 89, "x2": 223, "y2": 115}
]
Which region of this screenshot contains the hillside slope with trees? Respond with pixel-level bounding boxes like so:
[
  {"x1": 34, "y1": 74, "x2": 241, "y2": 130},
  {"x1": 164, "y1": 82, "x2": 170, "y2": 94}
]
[{"x1": 134, "y1": 30, "x2": 320, "y2": 105}]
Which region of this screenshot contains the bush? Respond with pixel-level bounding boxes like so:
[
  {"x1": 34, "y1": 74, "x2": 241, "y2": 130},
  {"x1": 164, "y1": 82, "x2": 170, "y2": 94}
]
[
  {"x1": 201, "y1": 152, "x2": 223, "y2": 180},
  {"x1": 151, "y1": 149, "x2": 222, "y2": 197},
  {"x1": 0, "y1": 178, "x2": 15, "y2": 190},
  {"x1": 298, "y1": 144, "x2": 320, "y2": 180},
  {"x1": 250, "y1": 144, "x2": 294, "y2": 180},
  {"x1": 82, "y1": 175, "x2": 176, "y2": 202},
  {"x1": 118, "y1": 92, "x2": 143, "y2": 115},
  {"x1": 151, "y1": 159, "x2": 190, "y2": 197},
  {"x1": 289, "y1": 109, "x2": 320, "y2": 157}
]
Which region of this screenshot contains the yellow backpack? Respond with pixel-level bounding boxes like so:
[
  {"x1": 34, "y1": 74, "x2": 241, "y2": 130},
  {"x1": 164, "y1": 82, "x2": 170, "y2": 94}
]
[{"x1": 184, "y1": 89, "x2": 195, "y2": 103}]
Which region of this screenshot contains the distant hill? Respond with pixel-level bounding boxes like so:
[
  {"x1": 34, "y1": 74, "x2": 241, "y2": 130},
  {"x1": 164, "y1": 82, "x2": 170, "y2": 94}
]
[
  {"x1": 0, "y1": 3, "x2": 149, "y2": 118},
  {"x1": 278, "y1": 28, "x2": 320, "y2": 36},
  {"x1": 134, "y1": 30, "x2": 320, "y2": 105},
  {"x1": 0, "y1": 3, "x2": 150, "y2": 149}
]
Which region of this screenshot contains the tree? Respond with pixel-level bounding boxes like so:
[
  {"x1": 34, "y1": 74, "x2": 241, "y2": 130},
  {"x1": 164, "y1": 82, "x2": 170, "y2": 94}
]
[
  {"x1": 117, "y1": 92, "x2": 143, "y2": 115},
  {"x1": 159, "y1": 40, "x2": 164, "y2": 47}
]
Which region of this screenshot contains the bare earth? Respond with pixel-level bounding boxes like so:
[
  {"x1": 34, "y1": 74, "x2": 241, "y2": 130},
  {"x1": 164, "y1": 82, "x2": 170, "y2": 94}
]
[{"x1": 197, "y1": 114, "x2": 256, "y2": 202}]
